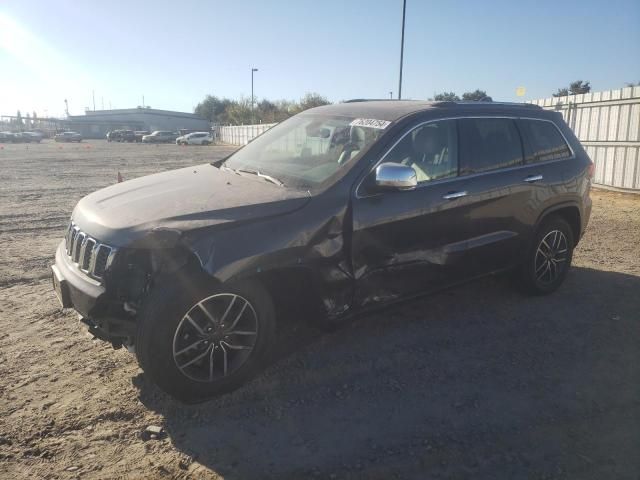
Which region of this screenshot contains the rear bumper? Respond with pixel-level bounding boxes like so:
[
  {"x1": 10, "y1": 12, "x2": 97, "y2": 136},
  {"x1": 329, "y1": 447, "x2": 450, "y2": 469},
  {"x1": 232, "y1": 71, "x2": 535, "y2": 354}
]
[
  {"x1": 582, "y1": 195, "x2": 592, "y2": 238},
  {"x1": 53, "y1": 241, "x2": 105, "y2": 317}
]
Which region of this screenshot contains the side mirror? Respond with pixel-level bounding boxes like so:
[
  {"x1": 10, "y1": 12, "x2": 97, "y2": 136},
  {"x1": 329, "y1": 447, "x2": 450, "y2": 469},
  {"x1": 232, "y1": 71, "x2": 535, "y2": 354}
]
[{"x1": 375, "y1": 162, "x2": 417, "y2": 191}]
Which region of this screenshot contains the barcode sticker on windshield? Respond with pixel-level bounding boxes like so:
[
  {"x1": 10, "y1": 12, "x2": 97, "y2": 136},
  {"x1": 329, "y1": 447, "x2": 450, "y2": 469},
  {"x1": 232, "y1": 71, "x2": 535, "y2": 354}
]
[{"x1": 349, "y1": 118, "x2": 391, "y2": 129}]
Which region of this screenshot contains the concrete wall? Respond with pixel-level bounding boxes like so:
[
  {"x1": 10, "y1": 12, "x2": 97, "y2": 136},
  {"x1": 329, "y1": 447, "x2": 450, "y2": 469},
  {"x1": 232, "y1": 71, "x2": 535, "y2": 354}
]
[{"x1": 530, "y1": 86, "x2": 640, "y2": 191}]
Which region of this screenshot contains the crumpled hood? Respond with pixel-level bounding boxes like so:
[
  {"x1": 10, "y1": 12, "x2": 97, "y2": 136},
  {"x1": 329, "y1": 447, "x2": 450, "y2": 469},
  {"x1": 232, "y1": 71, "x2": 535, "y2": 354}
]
[{"x1": 72, "y1": 163, "x2": 310, "y2": 246}]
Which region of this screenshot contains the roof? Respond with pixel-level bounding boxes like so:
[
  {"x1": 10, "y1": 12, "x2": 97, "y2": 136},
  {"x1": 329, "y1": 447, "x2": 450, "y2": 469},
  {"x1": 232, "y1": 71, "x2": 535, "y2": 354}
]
[
  {"x1": 71, "y1": 108, "x2": 206, "y2": 120},
  {"x1": 307, "y1": 100, "x2": 543, "y2": 122}
]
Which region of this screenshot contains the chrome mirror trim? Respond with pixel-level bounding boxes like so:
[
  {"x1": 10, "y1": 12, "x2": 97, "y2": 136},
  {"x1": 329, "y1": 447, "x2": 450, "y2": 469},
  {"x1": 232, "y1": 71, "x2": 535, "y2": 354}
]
[{"x1": 375, "y1": 162, "x2": 417, "y2": 191}]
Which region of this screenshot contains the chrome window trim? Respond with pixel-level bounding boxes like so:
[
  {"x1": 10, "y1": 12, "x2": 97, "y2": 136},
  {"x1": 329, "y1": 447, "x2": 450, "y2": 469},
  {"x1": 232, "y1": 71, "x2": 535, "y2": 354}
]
[{"x1": 355, "y1": 115, "x2": 575, "y2": 199}]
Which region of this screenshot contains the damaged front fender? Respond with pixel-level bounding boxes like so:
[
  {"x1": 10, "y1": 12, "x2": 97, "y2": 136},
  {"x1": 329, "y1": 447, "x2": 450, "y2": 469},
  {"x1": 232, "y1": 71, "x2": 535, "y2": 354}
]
[{"x1": 182, "y1": 194, "x2": 356, "y2": 320}]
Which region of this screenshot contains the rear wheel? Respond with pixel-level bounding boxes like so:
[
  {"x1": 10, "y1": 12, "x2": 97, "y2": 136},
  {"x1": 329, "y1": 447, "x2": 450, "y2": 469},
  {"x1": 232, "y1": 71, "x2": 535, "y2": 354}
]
[
  {"x1": 519, "y1": 215, "x2": 574, "y2": 295},
  {"x1": 136, "y1": 274, "x2": 276, "y2": 402}
]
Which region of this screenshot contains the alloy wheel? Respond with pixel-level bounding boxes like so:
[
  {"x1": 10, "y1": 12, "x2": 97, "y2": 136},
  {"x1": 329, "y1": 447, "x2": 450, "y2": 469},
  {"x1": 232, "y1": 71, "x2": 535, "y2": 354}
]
[
  {"x1": 172, "y1": 293, "x2": 258, "y2": 382},
  {"x1": 534, "y1": 230, "x2": 569, "y2": 286}
]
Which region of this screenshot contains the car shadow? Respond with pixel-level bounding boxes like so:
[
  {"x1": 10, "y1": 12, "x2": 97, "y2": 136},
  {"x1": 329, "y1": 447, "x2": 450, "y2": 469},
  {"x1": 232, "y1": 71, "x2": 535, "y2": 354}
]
[{"x1": 133, "y1": 267, "x2": 640, "y2": 479}]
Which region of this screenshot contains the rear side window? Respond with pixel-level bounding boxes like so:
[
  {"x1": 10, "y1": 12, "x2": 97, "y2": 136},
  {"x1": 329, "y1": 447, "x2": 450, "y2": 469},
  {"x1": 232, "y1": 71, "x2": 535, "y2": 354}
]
[
  {"x1": 519, "y1": 119, "x2": 572, "y2": 163},
  {"x1": 459, "y1": 118, "x2": 523, "y2": 175}
]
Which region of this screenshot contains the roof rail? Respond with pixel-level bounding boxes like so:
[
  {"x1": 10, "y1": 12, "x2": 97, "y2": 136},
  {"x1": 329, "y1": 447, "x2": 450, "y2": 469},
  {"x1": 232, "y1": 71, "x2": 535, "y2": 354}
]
[
  {"x1": 343, "y1": 98, "x2": 400, "y2": 103},
  {"x1": 343, "y1": 99, "x2": 541, "y2": 109},
  {"x1": 440, "y1": 101, "x2": 541, "y2": 109}
]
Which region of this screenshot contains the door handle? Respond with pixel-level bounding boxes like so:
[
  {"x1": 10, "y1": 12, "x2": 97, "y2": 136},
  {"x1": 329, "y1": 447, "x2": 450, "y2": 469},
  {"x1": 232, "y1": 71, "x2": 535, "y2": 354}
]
[
  {"x1": 442, "y1": 191, "x2": 467, "y2": 200},
  {"x1": 524, "y1": 174, "x2": 543, "y2": 183}
]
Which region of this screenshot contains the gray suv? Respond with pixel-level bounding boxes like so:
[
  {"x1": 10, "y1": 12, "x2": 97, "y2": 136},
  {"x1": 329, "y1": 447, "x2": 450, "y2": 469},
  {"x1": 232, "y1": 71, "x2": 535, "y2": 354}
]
[
  {"x1": 141, "y1": 130, "x2": 178, "y2": 143},
  {"x1": 52, "y1": 100, "x2": 593, "y2": 401}
]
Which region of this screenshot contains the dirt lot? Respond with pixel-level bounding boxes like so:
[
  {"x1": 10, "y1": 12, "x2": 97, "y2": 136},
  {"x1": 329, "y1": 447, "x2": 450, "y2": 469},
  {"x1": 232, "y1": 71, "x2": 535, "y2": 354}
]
[{"x1": 1, "y1": 140, "x2": 639, "y2": 479}]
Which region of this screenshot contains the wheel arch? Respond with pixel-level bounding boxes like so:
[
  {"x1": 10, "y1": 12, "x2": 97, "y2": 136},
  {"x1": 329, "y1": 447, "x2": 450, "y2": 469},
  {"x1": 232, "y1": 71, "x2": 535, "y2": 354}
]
[
  {"x1": 155, "y1": 243, "x2": 328, "y2": 324},
  {"x1": 534, "y1": 202, "x2": 582, "y2": 246}
]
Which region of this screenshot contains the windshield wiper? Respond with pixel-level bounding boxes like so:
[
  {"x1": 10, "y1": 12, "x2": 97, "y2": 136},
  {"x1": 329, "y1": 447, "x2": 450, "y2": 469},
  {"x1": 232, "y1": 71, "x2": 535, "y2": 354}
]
[
  {"x1": 236, "y1": 168, "x2": 284, "y2": 187},
  {"x1": 221, "y1": 165, "x2": 284, "y2": 186}
]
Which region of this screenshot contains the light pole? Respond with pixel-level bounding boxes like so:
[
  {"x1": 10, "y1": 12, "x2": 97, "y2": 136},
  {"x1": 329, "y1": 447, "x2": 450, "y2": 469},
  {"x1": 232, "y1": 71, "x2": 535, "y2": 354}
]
[
  {"x1": 398, "y1": 0, "x2": 406, "y2": 99},
  {"x1": 251, "y1": 68, "x2": 258, "y2": 124}
]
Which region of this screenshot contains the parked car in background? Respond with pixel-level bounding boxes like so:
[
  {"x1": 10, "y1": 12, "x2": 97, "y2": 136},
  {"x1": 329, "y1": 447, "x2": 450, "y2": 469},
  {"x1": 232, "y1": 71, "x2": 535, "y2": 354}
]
[
  {"x1": 21, "y1": 131, "x2": 44, "y2": 143},
  {"x1": 106, "y1": 130, "x2": 119, "y2": 142},
  {"x1": 107, "y1": 130, "x2": 135, "y2": 142},
  {"x1": 119, "y1": 130, "x2": 136, "y2": 142},
  {"x1": 135, "y1": 131, "x2": 150, "y2": 143},
  {"x1": 176, "y1": 132, "x2": 212, "y2": 145},
  {"x1": 0, "y1": 131, "x2": 17, "y2": 143},
  {"x1": 54, "y1": 131, "x2": 82, "y2": 143},
  {"x1": 141, "y1": 131, "x2": 178, "y2": 143}
]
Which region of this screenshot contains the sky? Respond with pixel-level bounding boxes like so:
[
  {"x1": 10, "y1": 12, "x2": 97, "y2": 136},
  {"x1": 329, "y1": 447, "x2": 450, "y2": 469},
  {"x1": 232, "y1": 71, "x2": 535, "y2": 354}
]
[{"x1": 1, "y1": 0, "x2": 639, "y2": 118}]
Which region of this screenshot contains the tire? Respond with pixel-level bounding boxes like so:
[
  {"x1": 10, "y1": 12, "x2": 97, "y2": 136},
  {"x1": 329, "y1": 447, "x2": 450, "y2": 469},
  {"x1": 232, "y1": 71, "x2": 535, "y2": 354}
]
[
  {"x1": 519, "y1": 215, "x2": 574, "y2": 295},
  {"x1": 136, "y1": 272, "x2": 276, "y2": 402},
  {"x1": 202, "y1": 141, "x2": 210, "y2": 146}
]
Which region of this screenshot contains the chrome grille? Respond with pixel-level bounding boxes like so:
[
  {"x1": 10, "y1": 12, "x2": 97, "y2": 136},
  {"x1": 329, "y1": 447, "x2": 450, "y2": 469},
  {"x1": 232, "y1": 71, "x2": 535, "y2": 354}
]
[{"x1": 64, "y1": 222, "x2": 116, "y2": 281}]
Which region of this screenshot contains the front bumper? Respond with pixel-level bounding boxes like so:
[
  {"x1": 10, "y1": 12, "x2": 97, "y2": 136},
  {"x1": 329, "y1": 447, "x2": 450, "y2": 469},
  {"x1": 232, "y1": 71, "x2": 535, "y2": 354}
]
[{"x1": 52, "y1": 241, "x2": 105, "y2": 317}]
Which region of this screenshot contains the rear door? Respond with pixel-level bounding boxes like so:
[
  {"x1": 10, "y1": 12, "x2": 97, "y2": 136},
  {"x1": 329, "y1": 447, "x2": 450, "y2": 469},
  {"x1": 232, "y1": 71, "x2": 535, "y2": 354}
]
[
  {"x1": 454, "y1": 117, "x2": 531, "y2": 275},
  {"x1": 516, "y1": 117, "x2": 575, "y2": 223}
]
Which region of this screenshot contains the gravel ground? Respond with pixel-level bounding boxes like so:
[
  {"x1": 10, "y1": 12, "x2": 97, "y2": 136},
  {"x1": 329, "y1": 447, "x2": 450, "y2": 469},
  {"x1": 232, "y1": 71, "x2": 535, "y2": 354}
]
[{"x1": 0, "y1": 140, "x2": 639, "y2": 479}]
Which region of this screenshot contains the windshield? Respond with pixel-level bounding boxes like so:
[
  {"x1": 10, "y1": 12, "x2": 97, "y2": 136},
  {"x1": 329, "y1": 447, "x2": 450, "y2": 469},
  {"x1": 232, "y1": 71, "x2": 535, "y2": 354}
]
[{"x1": 223, "y1": 113, "x2": 388, "y2": 189}]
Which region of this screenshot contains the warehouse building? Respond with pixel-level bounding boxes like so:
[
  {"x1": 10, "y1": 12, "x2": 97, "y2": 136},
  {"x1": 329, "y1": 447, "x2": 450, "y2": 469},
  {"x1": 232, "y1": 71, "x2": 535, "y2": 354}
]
[{"x1": 65, "y1": 108, "x2": 210, "y2": 139}]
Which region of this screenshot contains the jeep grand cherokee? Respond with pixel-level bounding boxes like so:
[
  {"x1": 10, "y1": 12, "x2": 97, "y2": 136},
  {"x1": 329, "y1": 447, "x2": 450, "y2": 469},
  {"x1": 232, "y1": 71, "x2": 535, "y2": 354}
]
[{"x1": 52, "y1": 100, "x2": 593, "y2": 401}]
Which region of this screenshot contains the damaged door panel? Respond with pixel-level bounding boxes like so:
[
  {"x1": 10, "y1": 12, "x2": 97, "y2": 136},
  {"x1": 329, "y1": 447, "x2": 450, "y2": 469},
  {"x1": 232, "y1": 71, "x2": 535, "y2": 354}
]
[{"x1": 351, "y1": 177, "x2": 475, "y2": 307}]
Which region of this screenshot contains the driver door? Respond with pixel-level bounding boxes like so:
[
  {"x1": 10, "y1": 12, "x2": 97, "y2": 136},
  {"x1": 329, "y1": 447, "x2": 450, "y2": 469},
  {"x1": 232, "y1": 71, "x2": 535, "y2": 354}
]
[{"x1": 351, "y1": 119, "x2": 475, "y2": 307}]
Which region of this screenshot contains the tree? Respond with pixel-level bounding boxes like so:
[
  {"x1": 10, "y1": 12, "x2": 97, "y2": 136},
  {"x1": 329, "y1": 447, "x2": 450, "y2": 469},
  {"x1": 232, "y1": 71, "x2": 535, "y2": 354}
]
[
  {"x1": 296, "y1": 92, "x2": 330, "y2": 113},
  {"x1": 432, "y1": 92, "x2": 460, "y2": 101},
  {"x1": 553, "y1": 80, "x2": 591, "y2": 97},
  {"x1": 195, "y1": 92, "x2": 331, "y2": 125},
  {"x1": 194, "y1": 95, "x2": 233, "y2": 123},
  {"x1": 569, "y1": 80, "x2": 590, "y2": 94},
  {"x1": 256, "y1": 99, "x2": 280, "y2": 123},
  {"x1": 224, "y1": 97, "x2": 253, "y2": 125},
  {"x1": 461, "y1": 90, "x2": 492, "y2": 102}
]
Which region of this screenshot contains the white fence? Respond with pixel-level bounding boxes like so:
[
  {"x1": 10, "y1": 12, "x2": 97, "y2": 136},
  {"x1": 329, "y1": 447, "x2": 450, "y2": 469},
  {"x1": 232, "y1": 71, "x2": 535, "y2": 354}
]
[
  {"x1": 217, "y1": 123, "x2": 277, "y2": 146},
  {"x1": 530, "y1": 86, "x2": 640, "y2": 191}
]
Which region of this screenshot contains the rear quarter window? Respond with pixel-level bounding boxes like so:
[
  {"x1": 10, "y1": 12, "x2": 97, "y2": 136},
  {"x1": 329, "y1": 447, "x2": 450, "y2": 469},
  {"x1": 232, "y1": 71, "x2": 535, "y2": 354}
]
[{"x1": 518, "y1": 119, "x2": 572, "y2": 163}]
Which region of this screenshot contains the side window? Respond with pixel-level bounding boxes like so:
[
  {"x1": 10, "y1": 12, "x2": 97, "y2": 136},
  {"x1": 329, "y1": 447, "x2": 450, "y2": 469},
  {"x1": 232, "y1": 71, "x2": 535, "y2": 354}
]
[
  {"x1": 384, "y1": 120, "x2": 458, "y2": 183},
  {"x1": 459, "y1": 118, "x2": 523, "y2": 175},
  {"x1": 519, "y1": 119, "x2": 572, "y2": 163}
]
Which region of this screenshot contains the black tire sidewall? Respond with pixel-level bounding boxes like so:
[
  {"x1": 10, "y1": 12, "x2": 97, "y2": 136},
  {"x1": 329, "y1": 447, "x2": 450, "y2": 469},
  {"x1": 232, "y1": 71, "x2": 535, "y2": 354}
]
[
  {"x1": 522, "y1": 215, "x2": 574, "y2": 295},
  {"x1": 136, "y1": 273, "x2": 275, "y2": 402}
]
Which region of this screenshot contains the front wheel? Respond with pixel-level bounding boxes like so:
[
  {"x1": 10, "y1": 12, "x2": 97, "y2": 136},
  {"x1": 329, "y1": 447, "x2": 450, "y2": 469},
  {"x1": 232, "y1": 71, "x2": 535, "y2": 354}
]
[
  {"x1": 136, "y1": 274, "x2": 276, "y2": 402},
  {"x1": 519, "y1": 215, "x2": 574, "y2": 295}
]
